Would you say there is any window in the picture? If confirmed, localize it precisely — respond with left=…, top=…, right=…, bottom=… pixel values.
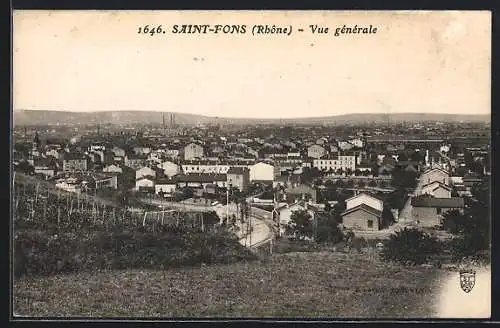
left=437, top=208, right=442, bottom=214
left=367, top=220, right=374, bottom=228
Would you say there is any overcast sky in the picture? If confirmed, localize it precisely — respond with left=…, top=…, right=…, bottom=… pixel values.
left=13, top=11, right=491, bottom=119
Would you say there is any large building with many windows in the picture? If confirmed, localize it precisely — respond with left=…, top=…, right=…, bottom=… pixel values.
left=312, top=154, right=356, bottom=172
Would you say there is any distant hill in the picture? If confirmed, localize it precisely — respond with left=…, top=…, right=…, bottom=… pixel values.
left=13, top=109, right=490, bottom=126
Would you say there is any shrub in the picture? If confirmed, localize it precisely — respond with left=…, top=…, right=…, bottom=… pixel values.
left=14, top=230, right=256, bottom=278
left=381, top=228, right=441, bottom=266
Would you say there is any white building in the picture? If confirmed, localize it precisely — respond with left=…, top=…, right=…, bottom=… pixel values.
left=345, top=193, right=383, bottom=212
left=135, top=166, right=157, bottom=180
left=249, top=162, right=275, bottom=182
left=155, top=179, right=177, bottom=196
left=312, top=154, right=356, bottom=172
left=184, top=143, right=204, bottom=161
left=307, top=145, right=326, bottom=159
left=103, top=164, right=123, bottom=174
left=157, top=161, right=180, bottom=178
left=135, top=177, right=155, bottom=190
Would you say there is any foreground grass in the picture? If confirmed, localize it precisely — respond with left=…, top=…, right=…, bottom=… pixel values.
left=14, top=252, right=444, bottom=318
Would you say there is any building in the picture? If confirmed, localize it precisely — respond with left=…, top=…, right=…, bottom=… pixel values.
left=277, top=202, right=315, bottom=237
left=419, top=181, right=452, bottom=198
left=174, top=173, right=228, bottom=189
left=227, top=167, right=250, bottom=192
left=157, top=161, right=180, bottom=178
left=312, top=154, right=356, bottom=172
left=411, top=196, right=465, bottom=227
left=249, top=162, right=274, bottom=183
left=420, top=167, right=450, bottom=186
left=112, top=146, right=126, bottom=157
left=135, top=176, right=155, bottom=191
left=124, top=154, right=148, bottom=170
left=341, top=193, right=384, bottom=231
left=284, top=184, right=318, bottom=203
left=341, top=204, right=383, bottom=231
left=184, top=143, right=204, bottom=161
left=62, top=153, right=90, bottom=171
left=102, top=164, right=123, bottom=174
left=33, top=158, right=57, bottom=179
left=307, top=145, right=326, bottom=159
left=135, top=166, right=157, bottom=180
left=154, top=178, right=177, bottom=196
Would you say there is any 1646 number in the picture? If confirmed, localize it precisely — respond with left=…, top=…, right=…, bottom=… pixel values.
left=137, top=25, right=165, bottom=36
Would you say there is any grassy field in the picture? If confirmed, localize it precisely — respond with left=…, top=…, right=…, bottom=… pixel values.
left=14, top=251, right=446, bottom=318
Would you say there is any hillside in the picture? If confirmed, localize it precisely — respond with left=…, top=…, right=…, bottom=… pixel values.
left=13, top=109, right=490, bottom=126
left=14, top=251, right=444, bottom=318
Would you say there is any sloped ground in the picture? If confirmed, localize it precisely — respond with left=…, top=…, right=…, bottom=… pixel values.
left=14, top=252, right=444, bottom=318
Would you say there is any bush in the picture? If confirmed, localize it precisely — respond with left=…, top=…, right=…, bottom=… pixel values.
left=14, top=229, right=256, bottom=278
left=381, top=228, right=441, bottom=266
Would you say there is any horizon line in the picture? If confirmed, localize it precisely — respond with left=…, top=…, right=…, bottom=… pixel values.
left=14, top=109, right=491, bottom=121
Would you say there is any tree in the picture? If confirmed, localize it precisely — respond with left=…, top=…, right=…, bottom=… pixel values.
left=357, top=180, right=366, bottom=188
left=380, top=205, right=395, bottom=229
left=381, top=228, right=441, bottom=265
left=442, top=209, right=468, bottom=234
left=285, top=209, right=313, bottom=241
left=323, top=202, right=332, bottom=212
left=316, top=213, right=343, bottom=244
left=345, top=179, right=354, bottom=188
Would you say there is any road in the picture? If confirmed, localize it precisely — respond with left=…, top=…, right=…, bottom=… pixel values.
left=139, top=196, right=274, bottom=249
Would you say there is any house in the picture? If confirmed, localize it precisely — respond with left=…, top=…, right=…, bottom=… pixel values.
left=136, top=166, right=157, bottom=180
left=285, top=184, right=318, bottom=203
left=341, top=193, right=384, bottom=231
left=92, top=150, right=114, bottom=165
left=338, top=141, right=354, bottom=151
left=378, top=163, right=395, bottom=175
left=154, top=178, right=177, bottom=196
left=307, top=145, right=326, bottom=159
left=345, top=192, right=384, bottom=213
left=157, top=161, right=180, bottom=178
left=249, top=162, right=274, bottom=183
left=411, top=196, right=465, bottom=227
left=112, top=146, right=126, bottom=157
left=419, top=181, right=452, bottom=198
left=227, top=167, right=250, bottom=192
left=174, top=173, right=228, bottom=189
left=312, top=154, right=356, bottom=172
left=277, top=202, right=315, bottom=237
left=124, top=154, right=148, bottom=170
left=184, top=143, right=204, bottom=161
left=420, top=167, right=450, bottom=186
left=349, top=138, right=364, bottom=148
left=341, top=204, right=382, bottom=231
left=102, top=164, right=123, bottom=174
left=133, top=146, right=152, bottom=155
left=33, top=158, right=57, bottom=179
left=135, top=175, right=155, bottom=191
left=62, top=153, right=90, bottom=171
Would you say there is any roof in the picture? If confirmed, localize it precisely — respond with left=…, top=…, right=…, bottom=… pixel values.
left=175, top=173, right=227, bottom=183
left=227, top=167, right=249, bottom=174
left=156, top=178, right=176, bottom=185
left=411, top=196, right=465, bottom=208
left=63, top=152, right=87, bottom=160
left=421, top=181, right=452, bottom=190
left=345, top=192, right=384, bottom=203
left=341, top=203, right=382, bottom=218
left=421, top=167, right=449, bottom=176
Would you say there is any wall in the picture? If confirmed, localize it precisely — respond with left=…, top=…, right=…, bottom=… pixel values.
left=411, top=206, right=439, bottom=227
left=250, top=163, right=274, bottom=182
left=342, top=209, right=380, bottom=231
